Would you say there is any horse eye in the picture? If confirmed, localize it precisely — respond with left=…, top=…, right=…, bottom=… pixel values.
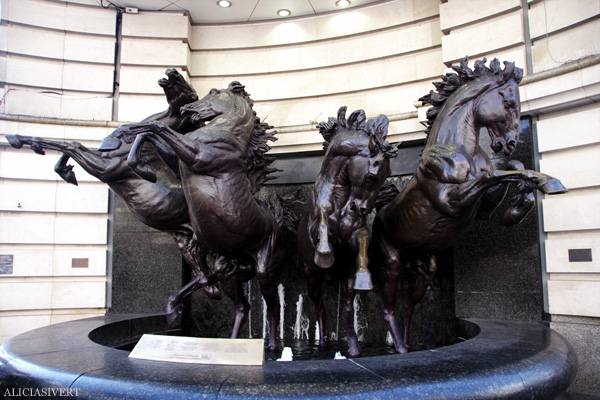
left=209, top=89, right=219, bottom=95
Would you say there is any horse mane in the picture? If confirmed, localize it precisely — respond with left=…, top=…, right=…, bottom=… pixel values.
left=419, top=57, right=523, bottom=136
left=317, top=106, right=397, bottom=158
left=227, top=81, right=279, bottom=194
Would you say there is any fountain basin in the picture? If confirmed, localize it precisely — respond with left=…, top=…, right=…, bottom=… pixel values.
left=0, top=314, right=576, bottom=399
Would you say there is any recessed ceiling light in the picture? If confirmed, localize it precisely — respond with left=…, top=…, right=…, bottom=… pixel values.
left=277, top=9, right=291, bottom=17
left=217, top=0, right=231, bottom=8
left=336, top=0, right=351, bottom=7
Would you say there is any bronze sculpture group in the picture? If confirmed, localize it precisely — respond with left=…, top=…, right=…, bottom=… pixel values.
left=5, top=57, right=567, bottom=357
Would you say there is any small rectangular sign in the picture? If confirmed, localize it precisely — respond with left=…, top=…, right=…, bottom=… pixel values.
left=129, top=334, right=264, bottom=366
left=568, top=248, right=593, bottom=262
left=0, top=255, right=13, bottom=275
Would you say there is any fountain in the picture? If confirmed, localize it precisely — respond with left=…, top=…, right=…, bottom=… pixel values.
left=0, top=59, right=577, bottom=399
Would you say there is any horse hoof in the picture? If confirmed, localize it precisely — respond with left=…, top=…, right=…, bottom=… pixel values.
left=57, top=166, right=78, bottom=186
left=5, top=135, right=24, bottom=149
left=347, top=349, right=361, bottom=358
left=314, top=251, right=334, bottom=269
left=539, top=178, right=567, bottom=195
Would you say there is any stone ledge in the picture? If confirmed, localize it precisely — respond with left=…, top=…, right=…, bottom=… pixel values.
left=0, top=314, right=576, bottom=399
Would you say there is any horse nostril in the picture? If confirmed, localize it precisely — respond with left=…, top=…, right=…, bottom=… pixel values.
left=507, top=140, right=516, bottom=151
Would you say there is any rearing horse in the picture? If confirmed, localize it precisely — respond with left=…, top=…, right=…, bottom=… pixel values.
left=297, top=106, right=397, bottom=357
left=125, top=82, right=285, bottom=350
left=373, top=58, right=567, bottom=354
left=5, top=69, right=220, bottom=303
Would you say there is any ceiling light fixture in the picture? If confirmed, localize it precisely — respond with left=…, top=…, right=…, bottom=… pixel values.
left=277, top=9, right=291, bottom=17
left=336, top=0, right=351, bottom=7
left=217, top=0, right=231, bottom=8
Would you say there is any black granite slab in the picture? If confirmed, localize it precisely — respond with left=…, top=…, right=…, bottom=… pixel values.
left=0, top=314, right=576, bottom=400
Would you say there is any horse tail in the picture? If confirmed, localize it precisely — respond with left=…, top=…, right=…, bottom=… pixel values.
left=375, top=181, right=400, bottom=211
left=260, top=189, right=303, bottom=233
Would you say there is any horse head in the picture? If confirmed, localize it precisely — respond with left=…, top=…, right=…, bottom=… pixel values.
left=474, top=75, right=521, bottom=156
left=159, top=69, right=198, bottom=114
left=420, top=57, right=523, bottom=156
left=180, top=81, right=255, bottom=140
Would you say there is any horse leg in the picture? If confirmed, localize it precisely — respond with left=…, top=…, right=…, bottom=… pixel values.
left=6, top=134, right=127, bottom=183
left=255, top=234, right=283, bottom=351
left=401, top=254, right=437, bottom=347
left=378, top=238, right=408, bottom=354
left=342, top=274, right=361, bottom=358
left=300, top=261, right=327, bottom=350
left=352, top=228, right=373, bottom=290
left=214, top=255, right=250, bottom=339
left=170, top=230, right=220, bottom=301
left=54, top=154, right=78, bottom=186
left=314, top=210, right=334, bottom=269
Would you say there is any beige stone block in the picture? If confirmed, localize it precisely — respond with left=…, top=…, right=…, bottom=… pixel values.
left=536, top=103, right=600, bottom=152
left=122, top=12, right=189, bottom=39
left=539, top=144, right=600, bottom=189
left=63, top=125, right=112, bottom=142
left=5, top=55, right=64, bottom=89
left=53, top=215, right=107, bottom=245
left=1, top=87, right=62, bottom=118
left=4, top=24, right=65, bottom=59
left=531, top=20, right=600, bottom=73
left=15, top=122, right=65, bottom=140
left=58, top=94, right=113, bottom=121
left=440, top=0, right=521, bottom=33
left=0, top=212, right=56, bottom=244
left=521, top=63, right=599, bottom=101
left=0, top=281, right=52, bottom=310
left=55, top=182, right=108, bottom=214
left=63, top=33, right=115, bottom=64
left=0, top=314, right=52, bottom=344
left=0, top=244, right=54, bottom=276
left=0, top=151, right=62, bottom=181
left=529, top=0, right=600, bottom=39
left=6, top=0, right=66, bottom=31
left=52, top=247, right=107, bottom=276
left=51, top=280, right=106, bottom=309
left=548, top=280, right=600, bottom=317
left=121, top=38, right=188, bottom=67
left=0, top=180, right=58, bottom=212
left=441, top=11, right=524, bottom=65
left=542, top=192, right=600, bottom=232
left=546, top=233, right=600, bottom=273
left=64, top=4, right=116, bottom=35
left=118, top=95, right=169, bottom=123
left=62, top=63, right=114, bottom=93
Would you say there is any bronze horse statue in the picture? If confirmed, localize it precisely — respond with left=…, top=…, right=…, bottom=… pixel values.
left=124, top=82, right=288, bottom=351
left=373, top=58, right=567, bottom=354
left=5, top=69, right=220, bottom=302
left=297, top=107, right=397, bottom=357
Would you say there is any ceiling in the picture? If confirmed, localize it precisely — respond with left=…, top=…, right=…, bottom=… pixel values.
left=102, top=0, right=388, bottom=24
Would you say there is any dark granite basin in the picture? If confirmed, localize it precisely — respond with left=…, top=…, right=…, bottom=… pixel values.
left=0, top=314, right=576, bottom=399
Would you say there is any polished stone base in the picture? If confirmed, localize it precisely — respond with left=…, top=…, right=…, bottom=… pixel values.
left=0, top=314, right=576, bottom=399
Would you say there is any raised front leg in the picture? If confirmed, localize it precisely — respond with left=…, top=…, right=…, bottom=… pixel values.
left=54, top=154, right=78, bottom=186
left=352, top=228, right=373, bottom=290
left=6, top=135, right=128, bottom=183
left=314, top=209, right=334, bottom=268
